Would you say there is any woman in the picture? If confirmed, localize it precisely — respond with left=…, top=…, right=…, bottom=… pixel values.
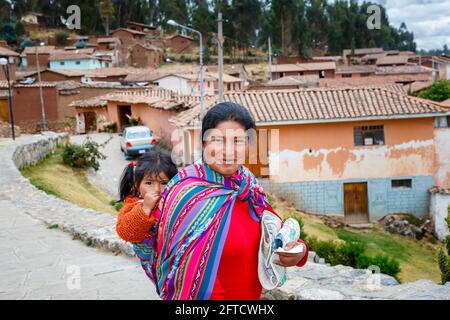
left=131, top=102, right=309, bottom=300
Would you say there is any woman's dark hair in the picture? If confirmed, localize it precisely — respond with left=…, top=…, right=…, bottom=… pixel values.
left=201, top=102, right=256, bottom=141
left=118, top=146, right=178, bottom=201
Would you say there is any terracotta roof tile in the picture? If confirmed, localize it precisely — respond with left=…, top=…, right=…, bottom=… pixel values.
left=169, top=87, right=449, bottom=127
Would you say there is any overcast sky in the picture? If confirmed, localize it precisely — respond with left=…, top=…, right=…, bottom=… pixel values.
left=354, top=0, right=450, bottom=50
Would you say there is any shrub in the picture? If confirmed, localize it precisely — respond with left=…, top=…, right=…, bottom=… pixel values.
left=105, top=122, right=117, bottom=133
left=357, top=254, right=401, bottom=282
left=436, top=211, right=450, bottom=284
left=54, top=31, right=69, bottom=46
left=307, top=235, right=401, bottom=280
left=62, top=137, right=106, bottom=171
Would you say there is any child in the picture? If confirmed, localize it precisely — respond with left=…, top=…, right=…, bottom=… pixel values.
left=115, top=147, right=178, bottom=243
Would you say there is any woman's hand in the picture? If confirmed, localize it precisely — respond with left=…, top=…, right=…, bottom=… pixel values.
left=273, top=241, right=306, bottom=267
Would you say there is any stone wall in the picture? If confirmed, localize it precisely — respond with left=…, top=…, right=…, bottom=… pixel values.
left=12, top=131, right=68, bottom=169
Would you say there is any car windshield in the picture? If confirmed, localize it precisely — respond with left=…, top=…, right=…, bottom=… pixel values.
left=127, top=131, right=150, bottom=139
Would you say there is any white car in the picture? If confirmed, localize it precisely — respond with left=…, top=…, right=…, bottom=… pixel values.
left=119, top=126, right=157, bottom=159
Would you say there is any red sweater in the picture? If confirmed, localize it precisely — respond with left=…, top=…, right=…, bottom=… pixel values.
left=116, top=196, right=309, bottom=300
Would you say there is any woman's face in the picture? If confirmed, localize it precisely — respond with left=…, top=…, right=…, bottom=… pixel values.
left=203, top=120, right=248, bottom=177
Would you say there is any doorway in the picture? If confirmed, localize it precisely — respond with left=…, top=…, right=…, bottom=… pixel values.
left=118, top=105, right=132, bottom=131
left=344, top=182, right=369, bottom=224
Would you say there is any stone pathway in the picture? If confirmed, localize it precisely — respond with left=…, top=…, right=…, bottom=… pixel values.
left=0, top=199, right=158, bottom=300
left=0, top=133, right=158, bottom=299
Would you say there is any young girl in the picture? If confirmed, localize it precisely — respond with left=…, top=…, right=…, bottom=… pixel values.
left=115, top=147, right=178, bottom=243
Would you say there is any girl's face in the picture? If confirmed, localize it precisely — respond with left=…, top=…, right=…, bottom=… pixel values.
left=138, top=172, right=169, bottom=198
left=203, top=120, right=248, bottom=177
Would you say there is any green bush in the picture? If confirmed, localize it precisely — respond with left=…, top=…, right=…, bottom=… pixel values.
left=62, top=137, right=106, bottom=171
left=436, top=211, right=450, bottom=284
left=54, top=31, right=69, bottom=46
left=307, top=235, right=401, bottom=280
left=357, top=254, right=401, bottom=282
left=105, top=122, right=117, bottom=133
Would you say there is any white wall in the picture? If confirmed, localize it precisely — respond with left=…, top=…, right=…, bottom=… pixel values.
left=434, top=128, right=450, bottom=188
left=430, top=192, right=450, bottom=241
left=156, top=76, right=189, bottom=94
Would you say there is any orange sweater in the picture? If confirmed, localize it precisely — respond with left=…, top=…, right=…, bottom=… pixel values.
left=116, top=196, right=157, bottom=243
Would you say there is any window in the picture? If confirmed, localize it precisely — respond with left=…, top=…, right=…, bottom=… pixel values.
left=354, top=125, right=385, bottom=146
left=60, top=61, right=65, bottom=65
left=319, top=70, right=325, bottom=78
left=76, top=60, right=80, bottom=65
left=392, top=179, right=412, bottom=189
left=434, top=116, right=450, bottom=128
left=342, top=74, right=352, bottom=78
left=361, top=73, right=370, bottom=77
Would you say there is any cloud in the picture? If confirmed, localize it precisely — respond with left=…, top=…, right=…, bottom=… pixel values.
left=363, top=0, right=450, bottom=50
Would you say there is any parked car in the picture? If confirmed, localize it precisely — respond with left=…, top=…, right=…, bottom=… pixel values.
left=119, top=126, right=157, bottom=159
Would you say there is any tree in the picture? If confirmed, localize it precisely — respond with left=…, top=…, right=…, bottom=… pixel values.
left=418, top=80, right=450, bottom=102
left=0, top=21, right=18, bottom=44
left=15, top=20, right=25, bottom=36
left=54, top=31, right=69, bottom=46
left=98, top=0, right=115, bottom=36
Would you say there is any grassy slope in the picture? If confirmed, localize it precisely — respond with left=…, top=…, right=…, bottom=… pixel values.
left=274, top=198, right=441, bottom=283
left=21, top=147, right=116, bottom=215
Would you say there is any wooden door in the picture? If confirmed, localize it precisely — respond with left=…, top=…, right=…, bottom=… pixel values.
left=344, top=182, right=369, bottom=224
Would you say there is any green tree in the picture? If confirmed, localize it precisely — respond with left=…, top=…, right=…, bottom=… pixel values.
left=0, top=21, right=18, bottom=44
left=98, top=0, right=115, bottom=36
left=418, top=80, right=450, bottom=102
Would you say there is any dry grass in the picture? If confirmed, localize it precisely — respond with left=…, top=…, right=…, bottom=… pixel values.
left=21, top=147, right=116, bottom=215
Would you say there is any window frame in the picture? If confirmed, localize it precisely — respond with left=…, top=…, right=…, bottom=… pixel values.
left=354, top=125, right=385, bottom=146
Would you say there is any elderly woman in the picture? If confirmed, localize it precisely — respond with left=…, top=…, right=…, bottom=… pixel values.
left=118, top=102, right=309, bottom=300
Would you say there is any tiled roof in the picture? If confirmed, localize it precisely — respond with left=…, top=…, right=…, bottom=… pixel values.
left=336, top=65, right=377, bottom=74
left=404, top=81, right=433, bottom=93
left=169, top=87, right=449, bottom=127
left=343, top=48, right=384, bottom=56
left=320, top=76, right=429, bottom=88
left=49, top=53, right=97, bottom=61
left=376, top=55, right=411, bottom=65
left=272, top=62, right=336, bottom=73
left=97, top=37, right=120, bottom=44
left=70, top=88, right=202, bottom=110
left=111, top=28, right=146, bottom=36
left=375, top=65, right=434, bottom=75
left=23, top=45, right=55, bottom=55
left=441, top=98, right=450, bottom=107
left=0, top=47, right=19, bottom=57
left=266, top=75, right=319, bottom=86
left=361, top=53, right=386, bottom=61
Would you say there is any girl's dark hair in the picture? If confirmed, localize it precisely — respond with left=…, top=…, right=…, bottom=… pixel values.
left=118, top=146, right=178, bottom=201
left=201, top=102, right=256, bottom=141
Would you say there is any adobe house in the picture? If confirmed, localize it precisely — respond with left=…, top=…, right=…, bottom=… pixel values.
left=70, top=88, right=197, bottom=145
left=335, top=65, right=377, bottom=78
left=152, top=72, right=242, bottom=95
left=170, top=88, right=450, bottom=223
left=20, top=46, right=55, bottom=69
left=270, top=62, right=336, bottom=80
left=126, top=21, right=159, bottom=36
left=126, top=43, right=163, bottom=68
left=0, top=46, right=19, bottom=81
left=166, top=34, right=196, bottom=53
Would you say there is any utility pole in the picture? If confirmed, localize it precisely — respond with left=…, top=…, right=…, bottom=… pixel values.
left=35, top=43, right=47, bottom=131
left=217, top=11, right=224, bottom=102
left=268, top=37, right=272, bottom=81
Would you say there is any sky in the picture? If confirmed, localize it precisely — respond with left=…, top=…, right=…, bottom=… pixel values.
left=353, top=0, right=450, bottom=50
